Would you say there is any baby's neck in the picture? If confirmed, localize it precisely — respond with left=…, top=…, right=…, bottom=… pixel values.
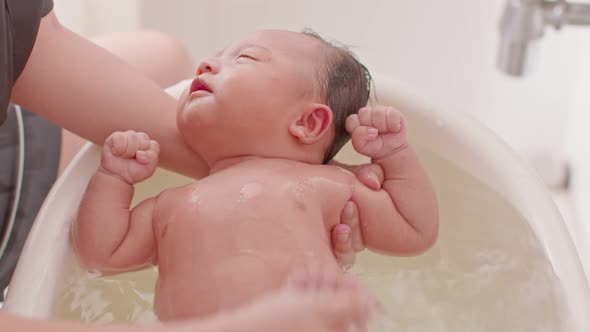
left=207, top=149, right=325, bottom=175
left=208, top=155, right=263, bottom=175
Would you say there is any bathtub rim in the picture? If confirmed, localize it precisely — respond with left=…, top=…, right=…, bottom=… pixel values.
left=3, top=76, right=589, bottom=330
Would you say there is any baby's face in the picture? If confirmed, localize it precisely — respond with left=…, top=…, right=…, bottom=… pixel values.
left=177, top=30, right=324, bottom=163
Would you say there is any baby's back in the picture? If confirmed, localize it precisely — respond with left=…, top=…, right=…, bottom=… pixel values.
left=152, top=159, right=355, bottom=321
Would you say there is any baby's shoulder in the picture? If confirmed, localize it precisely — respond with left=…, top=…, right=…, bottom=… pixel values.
left=153, top=182, right=198, bottom=207
left=292, top=164, right=357, bottom=193
left=307, top=163, right=356, bottom=182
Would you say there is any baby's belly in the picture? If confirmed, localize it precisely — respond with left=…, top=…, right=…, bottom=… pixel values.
left=153, top=214, right=341, bottom=321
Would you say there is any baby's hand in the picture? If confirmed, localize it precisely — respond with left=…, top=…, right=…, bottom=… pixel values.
left=100, top=131, right=160, bottom=184
left=345, top=106, right=408, bottom=160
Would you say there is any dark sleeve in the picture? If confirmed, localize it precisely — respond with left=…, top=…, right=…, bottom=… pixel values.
left=0, top=0, right=54, bottom=125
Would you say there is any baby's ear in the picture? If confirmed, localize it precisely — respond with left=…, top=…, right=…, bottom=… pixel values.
left=288, top=104, right=333, bottom=144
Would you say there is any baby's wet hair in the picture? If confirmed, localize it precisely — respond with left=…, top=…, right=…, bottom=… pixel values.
left=301, top=29, right=372, bottom=163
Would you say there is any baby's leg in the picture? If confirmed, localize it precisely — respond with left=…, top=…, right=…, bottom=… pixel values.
left=58, top=30, right=195, bottom=175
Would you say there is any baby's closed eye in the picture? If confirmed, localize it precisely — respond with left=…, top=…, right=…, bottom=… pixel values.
left=237, top=53, right=257, bottom=61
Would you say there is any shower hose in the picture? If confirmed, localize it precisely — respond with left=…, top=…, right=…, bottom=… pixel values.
left=0, top=105, right=25, bottom=261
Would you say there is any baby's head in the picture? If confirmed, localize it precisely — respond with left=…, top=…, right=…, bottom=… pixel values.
left=177, top=29, right=370, bottom=167
left=302, top=30, right=371, bottom=162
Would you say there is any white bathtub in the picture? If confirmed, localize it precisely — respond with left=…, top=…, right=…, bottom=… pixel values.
left=3, top=76, right=590, bottom=331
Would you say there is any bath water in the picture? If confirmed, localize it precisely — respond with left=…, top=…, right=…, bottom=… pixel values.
left=51, top=147, right=567, bottom=331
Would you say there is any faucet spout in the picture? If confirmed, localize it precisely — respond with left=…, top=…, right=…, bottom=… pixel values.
left=498, top=0, right=545, bottom=76
left=498, top=0, right=590, bottom=77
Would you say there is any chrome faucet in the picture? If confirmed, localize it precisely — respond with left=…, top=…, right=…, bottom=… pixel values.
left=498, top=0, right=590, bottom=76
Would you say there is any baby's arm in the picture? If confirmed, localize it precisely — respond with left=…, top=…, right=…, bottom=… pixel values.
left=346, top=106, right=439, bottom=255
left=72, top=131, right=160, bottom=273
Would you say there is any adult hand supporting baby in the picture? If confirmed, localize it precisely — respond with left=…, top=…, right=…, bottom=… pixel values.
left=337, top=162, right=385, bottom=191
left=330, top=161, right=385, bottom=268
left=215, top=270, right=377, bottom=332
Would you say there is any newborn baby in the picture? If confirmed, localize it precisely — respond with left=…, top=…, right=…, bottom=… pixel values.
left=73, top=29, right=439, bottom=321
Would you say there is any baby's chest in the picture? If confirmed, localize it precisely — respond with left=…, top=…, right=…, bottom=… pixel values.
left=154, top=172, right=352, bottom=236
left=191, top=173, right=346, bottom=211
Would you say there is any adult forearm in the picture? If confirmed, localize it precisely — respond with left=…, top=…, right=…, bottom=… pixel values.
left=11, top=12, right=207, bottom=178
left=2, top=313, right=137, bottom=332
left=1, top=312, right=221, bottom=332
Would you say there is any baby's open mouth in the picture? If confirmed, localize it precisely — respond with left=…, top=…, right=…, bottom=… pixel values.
left=190, top=77, right=212, bottom=94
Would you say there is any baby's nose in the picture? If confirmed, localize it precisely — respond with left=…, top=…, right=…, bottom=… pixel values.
left=197, top=58, right=218, bottom=75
